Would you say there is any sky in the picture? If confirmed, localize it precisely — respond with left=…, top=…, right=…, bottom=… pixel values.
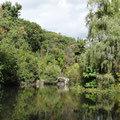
left=0, top=0, right=88, bottom=39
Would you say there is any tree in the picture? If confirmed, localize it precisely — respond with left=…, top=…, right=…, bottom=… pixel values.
left=18, top=19, right=44, bottom=52
left=1, top=1, right=22, bottom=20
left=85, top=0, right=120, bottom=74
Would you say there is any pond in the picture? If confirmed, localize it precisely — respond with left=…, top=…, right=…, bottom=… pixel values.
left=0, top=86, right=120, bottom=120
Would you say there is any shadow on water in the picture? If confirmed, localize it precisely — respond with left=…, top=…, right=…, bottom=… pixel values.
left=0, top=86, right=120, bottom=120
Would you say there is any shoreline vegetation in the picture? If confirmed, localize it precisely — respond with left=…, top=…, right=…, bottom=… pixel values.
left=0, top=0, right=120, bottom=94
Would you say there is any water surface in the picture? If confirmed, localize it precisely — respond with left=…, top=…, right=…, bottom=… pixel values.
left=0, top=86, right=120, bottom=120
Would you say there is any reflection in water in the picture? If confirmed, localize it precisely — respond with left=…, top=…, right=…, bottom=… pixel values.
left=0, top=86, right=120, bottom=120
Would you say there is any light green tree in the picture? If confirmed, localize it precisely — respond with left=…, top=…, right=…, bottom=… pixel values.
left=85, top=0, right=120, bottom=74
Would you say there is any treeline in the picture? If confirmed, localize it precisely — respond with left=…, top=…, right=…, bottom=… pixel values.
left=0, top=0, right=120, bottom=89
left=0, top=1, right=85, bottom=86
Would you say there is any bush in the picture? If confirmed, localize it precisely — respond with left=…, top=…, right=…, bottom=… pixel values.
left=83, top=66, right=97, bottom=88
left=42, top=64, right=61, bottom=82
left=65, top=63, right=81, bottom=84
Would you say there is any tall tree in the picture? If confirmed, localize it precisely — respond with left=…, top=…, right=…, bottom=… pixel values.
left=1, top=1, right=22, bottom=20
left=85, top=0, right=120, bottom=74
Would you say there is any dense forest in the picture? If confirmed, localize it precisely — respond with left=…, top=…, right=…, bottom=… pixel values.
left=0, top=0, right=120, bottom=91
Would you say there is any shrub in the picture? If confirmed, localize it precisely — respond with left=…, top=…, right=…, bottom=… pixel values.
left=83, top=66, right=97, bottom=88
left=42, top=64, right=61, bottom=82
left=65, top=63, right=81, bottom=84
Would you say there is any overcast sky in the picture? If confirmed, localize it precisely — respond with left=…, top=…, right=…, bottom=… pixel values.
left=0, top=0, right=88, bottom=39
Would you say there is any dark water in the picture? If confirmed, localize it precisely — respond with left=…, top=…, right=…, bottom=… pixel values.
left=0, top=86, right=120, bottom=120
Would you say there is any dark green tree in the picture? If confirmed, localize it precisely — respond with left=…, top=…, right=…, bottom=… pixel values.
left=1, top=1, right=22, bottom=20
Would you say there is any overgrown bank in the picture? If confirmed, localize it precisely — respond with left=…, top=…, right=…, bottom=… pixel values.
left=0, top=1, right=120, bottom=92
left=0, top=1, right=85, bottom=86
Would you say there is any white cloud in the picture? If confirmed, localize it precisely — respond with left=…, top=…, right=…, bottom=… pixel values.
left=0, top=0, right=88, bottom=38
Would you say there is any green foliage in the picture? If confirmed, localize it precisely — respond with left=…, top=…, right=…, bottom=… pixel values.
left=116, top=72, right=120, bottom=91
left=0, top=1, right=85, bottom=86
left=18, top=19, right=44, bottom=52
left=85, top=93, right=96, bottom=102
left=1, top=1, right=22, bottom=20
left=53, top=49, right=65, bottom=67
left=1, top=0, right=119, bottom=89
left=83, top=66, right=97, bottom=88
left=97, top=73, right=115, bottom=89
left=116, top=72, right=120, bottom=82
left=86, top=0, right=120, bottom=74
left=73, top=0, right=120, bottom=90
left=65, top=63, right=81, bottom=84
left=82, top=104, right=96, bottom=111
left=42, top=64, right=61, bottom=82
left=74, top=38, right=86, bottom=56
left=83, top=66, right=96, bottom=78
left=85, top=79, right=97, bottom=88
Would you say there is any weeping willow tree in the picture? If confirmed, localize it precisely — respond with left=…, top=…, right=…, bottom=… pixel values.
left=85, top=0, right=120, bottom=74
